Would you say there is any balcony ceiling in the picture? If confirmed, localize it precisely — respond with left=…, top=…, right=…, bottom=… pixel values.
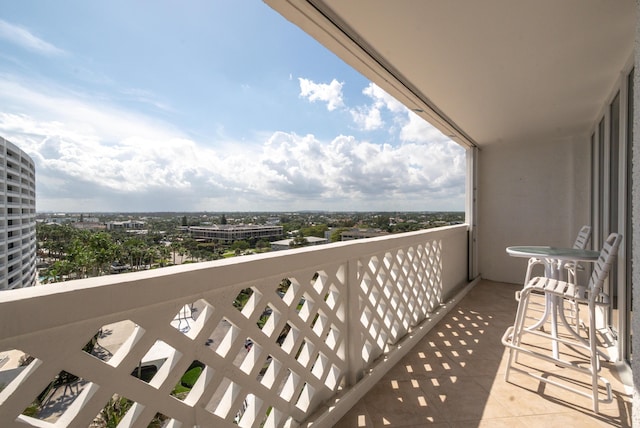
left=266, top=0, right=635, bottom=147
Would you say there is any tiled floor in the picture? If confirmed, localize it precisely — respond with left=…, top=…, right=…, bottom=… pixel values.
left=334, top=280, right=632, bottom=427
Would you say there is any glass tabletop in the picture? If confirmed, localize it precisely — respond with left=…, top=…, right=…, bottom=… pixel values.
left=506, top=246, right=600, bottom=261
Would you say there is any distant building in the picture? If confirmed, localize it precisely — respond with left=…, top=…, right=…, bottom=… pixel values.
left=73, top=222, right=107, bottom=231
left=106, top=220, right=145, bottom=230
left=340, top=229, right=389, bottom=241
left=270, top=236, right=328, bottom=251
left=189, top=225, right=283, bottom=243
left=266, top=216, right=281, bottom=225
left=42, top=216, right=76, bottom=224
left=0, top=136, right=37, bottom=290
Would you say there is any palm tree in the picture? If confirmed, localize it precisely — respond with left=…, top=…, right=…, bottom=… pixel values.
left=158, top=245, right=170, bottom=267
left=89, top=232, right=117, bottom=276
left=44, top=260, right=73, bottom=283
left=170, top=241, right=181, bottom=265
left=68, top=236, right=95, bottom=278
left=123, top=238, right=145, bottom=270
left=146, top=247, right=158, bottom=268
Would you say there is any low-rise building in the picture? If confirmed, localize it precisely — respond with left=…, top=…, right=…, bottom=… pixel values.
left=72, top=222, right=107, bottom=231
left=106, top=220, right=145, bottom=231
left=340, top=228, right=389, bottom=241
left=189, top=224, right=283, bottom=243
left=270, top=236, right=328, bottom=251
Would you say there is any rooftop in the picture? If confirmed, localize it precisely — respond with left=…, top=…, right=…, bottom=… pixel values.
left=189, top=224, right=283, bottom=230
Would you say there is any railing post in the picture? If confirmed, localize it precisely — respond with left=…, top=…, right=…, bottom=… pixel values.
left=466, top=145, right=479, bottom=281
left=346, top=257, right=363, bottom=387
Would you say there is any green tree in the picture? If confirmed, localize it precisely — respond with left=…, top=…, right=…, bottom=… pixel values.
left=145, top=247, right=158, bottom=268
left=122, top=238, right=147, bottom=270
left=43, top=259, right=74, bottom=283
left=170, top=241, right=185, bottom=264
left=300, top=224, right=328, bottom=238
left=89, top=232, right=117, bottom=276
left=289, top=235, right=308, bottom=248
left=255, top=239, right=270, bottom=250
left=182, top=237, right=199, bottom=261
left=37, top=223, right=77, bottom=261
left=330, top=227, right=349, bottom=243
left=157, top=245, right=170, bottom=267
left=65, top=232, right=96, bottom=278
left=195, top=242, right=221, bottom=260
left=230, top=240, right=250, bottom=251
left=372, top=215, right=391, bottom=231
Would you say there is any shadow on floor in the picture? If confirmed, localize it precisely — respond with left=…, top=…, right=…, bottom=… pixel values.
left=334, top=280, right=631, bottom=428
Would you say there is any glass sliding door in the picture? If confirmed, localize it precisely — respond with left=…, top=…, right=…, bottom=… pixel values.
left=609, top=91, right=620, bottom=335
left=597, top=118, right=606, bottom=250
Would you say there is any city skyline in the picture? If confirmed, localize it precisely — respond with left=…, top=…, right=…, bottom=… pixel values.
left=0, top=1, right=465, bottom=213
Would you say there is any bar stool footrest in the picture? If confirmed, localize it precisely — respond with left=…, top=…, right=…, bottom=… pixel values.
left=502, top=326, right=613, bottom=413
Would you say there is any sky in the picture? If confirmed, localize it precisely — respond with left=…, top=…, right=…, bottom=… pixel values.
left=0, top=0, right=466, bottom=213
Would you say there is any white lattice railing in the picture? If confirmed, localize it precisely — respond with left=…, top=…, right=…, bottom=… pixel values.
left=0, top=225, right=470, bottom=428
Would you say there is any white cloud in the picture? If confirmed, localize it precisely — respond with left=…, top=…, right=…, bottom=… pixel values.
left=350, top=83, right=406, bottom=131
left=0, top=19, right=65, bottom=56
left=3, top=113, right=205, bottom=192
left=0, top=75, right=465, bottom=212
left=400, top=111, right=451, bottom=144
left=298, top=78, right=344, bottom=111
left=362, top=83, right=405, bottom=113
left=0, top=78, right=181, bottom=143
left=350, top=83, right=452, bottom=147
left=2, top=115, right=465, bottom=212
left=350, top=105, right=383, bottom=131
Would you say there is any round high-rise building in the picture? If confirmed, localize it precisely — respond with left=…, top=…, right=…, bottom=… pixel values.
left=0, top=137, right=36, bottom=290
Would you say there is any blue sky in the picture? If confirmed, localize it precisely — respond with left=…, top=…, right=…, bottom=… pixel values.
left=0, top=1, right=465, bottom=213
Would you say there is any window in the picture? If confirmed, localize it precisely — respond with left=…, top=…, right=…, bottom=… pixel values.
left=609, top=91, right=620, bottom=333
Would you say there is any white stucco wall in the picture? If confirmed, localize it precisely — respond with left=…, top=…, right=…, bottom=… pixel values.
left=477, top=136, right=591, bottom=284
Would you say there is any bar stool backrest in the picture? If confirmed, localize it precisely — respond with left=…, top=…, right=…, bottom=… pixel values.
left=588, top=233, right=622, bottom=296
left=573, top=225, right=592, bottom=250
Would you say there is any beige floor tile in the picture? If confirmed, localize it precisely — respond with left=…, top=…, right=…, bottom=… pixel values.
left=475, top=372, right=581, bottom=416
left=332, top=402, right=373, bottom=428
left=517, top=411, right=630, bottom=428
left=449, top=417, right=529, bottom=428
left=439, top=343, right=505, bottom=377
left=360, top=379, right=448, bottom=427
left=333, top=280, right=632, bottom=428
left=418, top=375, right=516, bottom=422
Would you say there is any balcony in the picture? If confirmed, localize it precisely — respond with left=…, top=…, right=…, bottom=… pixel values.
left=0, top=224, right=630, bottom=427
left=0, top=225, right=471, bottom=427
